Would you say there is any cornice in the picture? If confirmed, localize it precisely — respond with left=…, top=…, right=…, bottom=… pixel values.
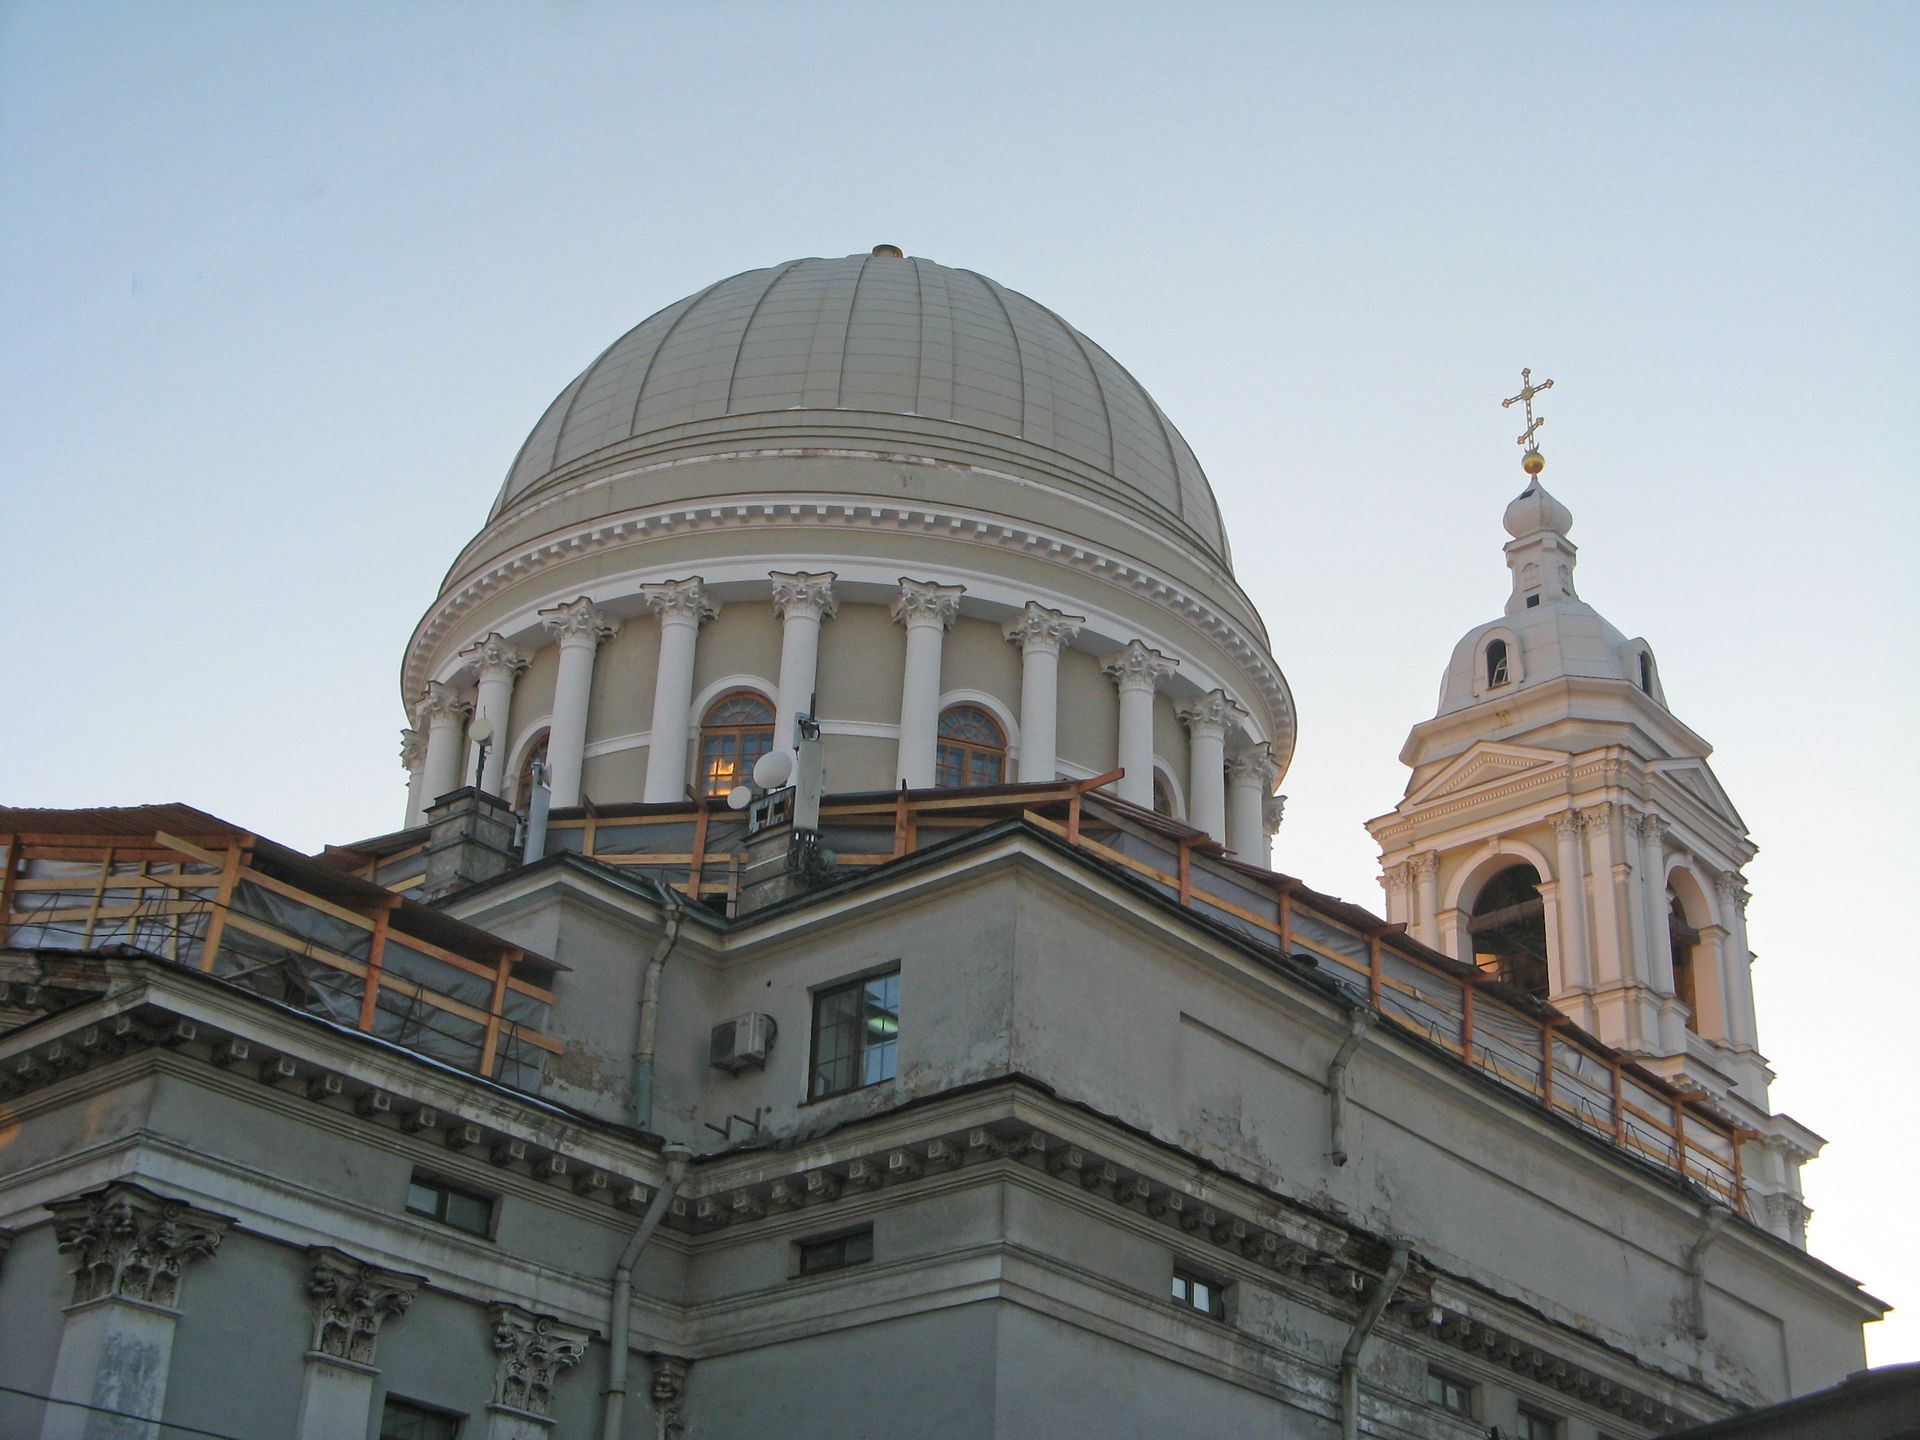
left=403, top=491, right=1295, bottom=772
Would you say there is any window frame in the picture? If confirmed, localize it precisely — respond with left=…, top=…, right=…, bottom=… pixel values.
left=1170, top=1263, right=1228, bottom=1321
left=806, top=966, right=902, bottom=1101
left=1517, top=1405, right=1562, bottom=1440
left=1424, top=1366, right=1476, bottom=1418
left=935, top=703, right=1007, bottom=789
left=794, top=1224, right=875, bottom=1277
left=404, top=1170, right=496, bottom=1239
left=697, top=689, right=776, bottom=798
left=379, top=1395, right=464, bottom=1440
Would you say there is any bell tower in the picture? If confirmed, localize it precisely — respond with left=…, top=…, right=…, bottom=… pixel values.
left=1365, top=373, right=1821, bottom=1245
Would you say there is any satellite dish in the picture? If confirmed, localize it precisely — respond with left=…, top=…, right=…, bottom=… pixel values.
left=725, top=785, right=752, bottom=811
left=468, top=717, right=495, bottom=745
left=752, top=749, right=795, bottom=790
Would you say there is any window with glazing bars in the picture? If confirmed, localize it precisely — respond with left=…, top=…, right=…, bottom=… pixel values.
left=699, top=691, right=775, bottom=797
left=935, top=705, right=1005, bottom=787
left=809, top=970, right=900, bottom=1098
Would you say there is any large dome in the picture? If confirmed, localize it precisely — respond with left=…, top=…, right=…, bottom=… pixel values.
left=491, top=249, right=1231, bottom=569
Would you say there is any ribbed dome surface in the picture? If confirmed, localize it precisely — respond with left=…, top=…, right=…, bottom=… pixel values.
left=493, top=252, right=1231, bottom=566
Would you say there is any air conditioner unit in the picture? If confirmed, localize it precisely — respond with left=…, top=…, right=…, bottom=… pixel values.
left=709, top=1013, right=776, bottom=1073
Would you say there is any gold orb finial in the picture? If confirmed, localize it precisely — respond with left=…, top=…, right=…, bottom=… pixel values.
left=1522, top=449, right=1546, bottom=476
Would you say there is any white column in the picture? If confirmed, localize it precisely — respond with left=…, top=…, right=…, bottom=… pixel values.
left=1642, top=816, right=1686, bottom=1052
left=1582, top=804, right=1625, bottom=986
left=1225, top=742, right=1279, bottom=863
left=297, top=1249, right=421, bottom=1440
left=462, top=633, right=529, bottom=797
left=641, top=577, right=720, bottom=803
left=770, top=570, right=837, bottom=751
left=40, top=1183, right=230, bottom=1440
left=892, top=578, right=964, bottom=788
left=1178, top=689, right=1244, bottom=844
left=1550, top=809, right=1591, bottom=991
left=1717, top=873, right=1760, bottom=1051
left=417, top=682, right=472, bottom=807
left=1412, top=851, right=1441, bottom=948
left=1003, top=602, right=1083, bottom=783
left=400, top=728, right=427, bottom=829
left=1101, top=641, right=1177, bottom=808
left=539, top=596, right=619, bottom=809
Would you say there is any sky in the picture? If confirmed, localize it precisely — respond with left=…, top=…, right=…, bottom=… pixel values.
left=3, top=0, right=1916, bottom=1368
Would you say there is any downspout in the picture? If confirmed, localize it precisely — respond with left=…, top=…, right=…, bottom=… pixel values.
left=1327, top=1008, right=1376, bottom=1166
left=1687, top=1204, right=1732, bottom=1341
left=602, top=1144, right=692, bottom=1440
left=1338, top=1239, right=1409, bottom=1440
left=632, top=893, right=687, bottom=1133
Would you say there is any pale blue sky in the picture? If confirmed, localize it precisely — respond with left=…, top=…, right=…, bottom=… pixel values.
left=4, top=0, right=1916, bottom=1363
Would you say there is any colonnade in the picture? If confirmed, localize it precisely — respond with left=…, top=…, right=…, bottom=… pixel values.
left=403, top=575, right=1283, bottom=860
left=1387, top=804, right=1760, bottom=1058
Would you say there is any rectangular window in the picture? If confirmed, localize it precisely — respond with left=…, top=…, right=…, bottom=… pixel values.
left=1171, top=1266, right=1226, bottom=1320
left=796, top=1226, right=874, bottom=1276
left=405, top=1171, right=495, bottom=1237
left=1518, top=1409, right=1560, bottom=1440
left=809, top=969, right=900, bottom=1099
left=380, top=1398, right=462, bottom=1440
left=1425, top=1368, right=1475, bottom=1417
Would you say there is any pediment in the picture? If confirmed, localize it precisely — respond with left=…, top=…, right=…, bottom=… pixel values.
left=1649, top=758, right=1747, bottom=833
left=1407, top=741, right=1567, bottom=806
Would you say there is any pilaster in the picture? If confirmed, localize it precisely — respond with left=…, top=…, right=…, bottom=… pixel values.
left=40, top=1182, right=232, bottom=1440
left=296, top=1248, right=423, bottom=1440
left=485, top=1303, right=591, bottom=1439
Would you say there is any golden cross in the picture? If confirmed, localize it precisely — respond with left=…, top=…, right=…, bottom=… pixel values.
left=1501, top=367, right=1554, bottom=453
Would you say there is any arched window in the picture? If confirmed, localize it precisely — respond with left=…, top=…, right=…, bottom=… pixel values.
left=514, top=730, right=550, bottom=809
left=698, top=691, right=775, bottom=797
left=1486, top=638, right=1511, bottom=689
left=1468, top=863, right=1549, bottom=999
left=1152, top=773, right=1176, bottom=818
left=935, top=705, right=1006, bottom=788
left=1669, top=892, right=1702, bottom=1033
left=1639, top=651, right=1655, bottom=696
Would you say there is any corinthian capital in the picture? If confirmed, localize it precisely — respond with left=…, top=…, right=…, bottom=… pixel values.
left=642, top=576, right=720, bottom=626
left=50, top=1181, right=232, bottom=1309
left=1412, top=850, right=1441, bottom=880
left=1225, top=742, right=1279, bottom=789
left=460, top=632, right=529, bottom=682
left=540, top=595, right=619, bottom=649
left=1642, top=813, right=1672, bottom=845
left=1715, top=871, right=1750, bottom=912
left=1550, top=809, right=1582, bottom=841
left=1382, top=863, right=1413, bottom=897
left=306, top=1248, right=421, bottom=1366
left=1003, top=601, right=1083, bottom=656
left=489, top=1303, right=590, bottom=1418
left=770, top=570, right=838, bottom=622
left=1178, top=688, right=1247, bottom=739
left=1102, top=640, right=1178, bottom=694
left=1578, top=802, right=1613, bottom=833
left=415, top=681, right=472, bottom=730
left=892, top=577, right=964, bottom=630
left=1262, top=794, right=1287, bottom=835
left=399, top=727, right=426, bottom=773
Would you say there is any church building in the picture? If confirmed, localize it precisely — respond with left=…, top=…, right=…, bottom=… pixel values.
left=0, top=249, right=1883, bottom=1439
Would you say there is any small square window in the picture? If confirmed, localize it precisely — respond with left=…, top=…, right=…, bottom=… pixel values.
left=809, top=969, right=900, bottom=1099
left=1426, top=1368, right=1475, bottom=1417
left=405, top=1171, right=495, bottom=1237
left=380, top=1397, right=462, bottom=1440
left=797, top=1226, right=874, bottom=1276
left=1518, top=1408, right=1561, bottom=1440
left=1171, top=1266, right=1226, bottom=1320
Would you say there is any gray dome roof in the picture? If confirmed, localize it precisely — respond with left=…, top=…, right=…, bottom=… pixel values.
left=492, top=251, right=1231, bottom=567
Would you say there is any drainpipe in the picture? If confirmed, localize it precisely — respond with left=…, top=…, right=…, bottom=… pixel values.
left=1326, top=1009, right=1376, bottom=1166
left=602, top=1144, right=692, bottom=1440
left=1338, top=1239, right=1409, bottom=1440
left=632, top=893, right=687, bottom=1133
left=1687, top=1204, right=1732, bottom=1341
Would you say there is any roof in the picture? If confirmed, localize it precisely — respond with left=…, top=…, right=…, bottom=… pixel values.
left=490, top=250, right=1231, bottom=568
